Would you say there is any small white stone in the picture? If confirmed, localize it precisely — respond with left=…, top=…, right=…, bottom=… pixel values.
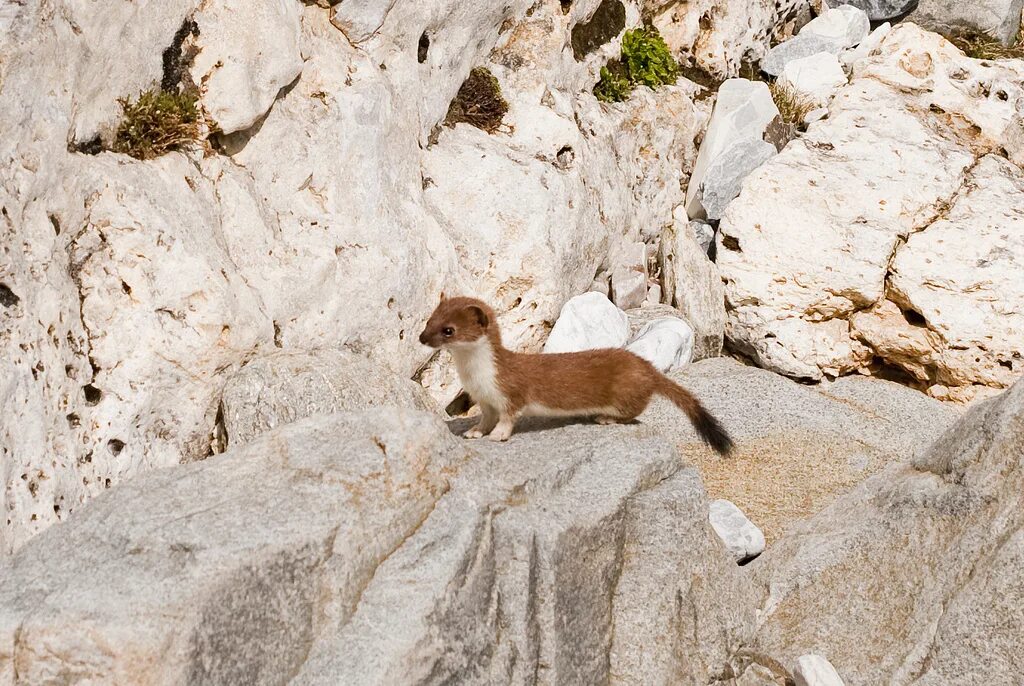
left=804, top=107, right=830, bottom=124
left=778, top=52, right=848, bottom=105
left=793, top=655, right=846, bottom=686
left=543, top=292, right=630, bottom=354
left=645, top=283, right=663, bottom=306
left=625, top=317, right=694, bottom=372
left=610, top=242, right=649, bottom=311
left=800, top=4, right=870, bottom=49
left=708, top=500, right=766, bottom=562
left=841, top=22, right=891, bottom=68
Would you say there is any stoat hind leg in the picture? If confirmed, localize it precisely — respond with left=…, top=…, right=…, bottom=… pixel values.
left=464, top=404, right=499, bottom=439
left=595, top=415, right=621, bottom=425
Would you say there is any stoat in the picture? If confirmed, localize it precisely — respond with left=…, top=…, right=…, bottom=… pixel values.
left=418, top=294, right=733, bottom=454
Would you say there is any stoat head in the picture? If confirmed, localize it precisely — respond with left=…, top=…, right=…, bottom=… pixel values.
left=419, top=294, right=494, bottom=349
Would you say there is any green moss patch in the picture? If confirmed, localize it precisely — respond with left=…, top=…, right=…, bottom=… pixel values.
left=113, top=89, right=202, bottom=160
left=444, top=67, right=509, bottom=133
left=594, top=26, right=679, bottom=103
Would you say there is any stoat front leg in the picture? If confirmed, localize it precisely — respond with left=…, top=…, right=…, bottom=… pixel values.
left=464, top=404, right=499, bottom=439
left=487, top=412, right=517, bottom=442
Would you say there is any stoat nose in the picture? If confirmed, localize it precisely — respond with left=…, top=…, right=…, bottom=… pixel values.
left=418, top=331, right=429, bottom=345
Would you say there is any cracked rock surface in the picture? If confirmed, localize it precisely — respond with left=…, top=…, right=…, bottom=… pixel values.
left=0, top=0, right=709, bottom=552
left=717, top=24, right=1024, bottom=399
left=752, top=374, right=1024, bottom=685
left=0, top=408, right=753, bottom=686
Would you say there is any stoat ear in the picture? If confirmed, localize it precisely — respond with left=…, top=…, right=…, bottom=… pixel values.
left=439, top=291, right=447, bottom=302
left=468, top=305, right=489, bottom=328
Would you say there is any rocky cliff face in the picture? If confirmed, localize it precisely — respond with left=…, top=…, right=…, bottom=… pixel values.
left=3, top=0, right=1024, bottom=682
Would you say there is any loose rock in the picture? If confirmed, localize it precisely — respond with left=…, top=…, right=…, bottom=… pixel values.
left=793, top=655, right=846, bottom=686
left=625, top=316, right=695, bottom=372
left=543, top=292, right=630, bottom=353
left=701, top=138, right=779, bottom=220
left=778, top=52, right=848, bottom=105
left=709, top=499, right=766, bottom=562
left=685, top=79, right=780, bottom=218
left=914, top=0, right=1024, bottom=45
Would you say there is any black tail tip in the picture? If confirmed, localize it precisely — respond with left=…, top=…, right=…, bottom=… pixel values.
left=695, top=408, right=733, bottom=456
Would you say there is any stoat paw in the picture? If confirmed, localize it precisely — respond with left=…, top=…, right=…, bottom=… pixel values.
left=463, top=427, right=485, bottom=439
left=595, top=416, right=620, bottom=425
left=487, top=427, right=513, bottom=442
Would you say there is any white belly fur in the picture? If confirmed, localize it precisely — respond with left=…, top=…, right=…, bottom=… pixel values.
left=451, top=339, right=507, bottom=410
left=521, top=403, right=621, bottom=418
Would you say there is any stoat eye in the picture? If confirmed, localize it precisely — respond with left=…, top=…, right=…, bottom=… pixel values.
left=442, top=327, right=454, bottom=337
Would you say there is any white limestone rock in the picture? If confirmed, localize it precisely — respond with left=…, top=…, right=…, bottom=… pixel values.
left=841, top=22, right=891, bottom=69
left=793, top=655, right=846, bottom=686
left=709, top=499, right=766, bottom=562
left=800, top=4, right=870, bottom=48
left=718, top=24, right=1024, bottom=393
left=659, top=218, right=726, bottom=360
left=543, top=292, right=630, bottom=353
left=778, top=52, right=848, bottom=105
left=762, top=4, right=868, bottom=75
left=853, top=155, right=1024, bottom=398
left=190, top=0, right=304, bottom=134
left=685, top=79, right=780, bottom=218
left=701, top=138, right=778, bottom=220
left=626, top=317, right=695, bottom=372
left=0, top=0, right=712, bottom=551
left=644, top=0, right=815, bottom=78
left=610, top=242, right=649, bottom=310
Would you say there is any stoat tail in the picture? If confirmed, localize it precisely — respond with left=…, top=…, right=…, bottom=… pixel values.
left=656, top=376, right=733, bottom=456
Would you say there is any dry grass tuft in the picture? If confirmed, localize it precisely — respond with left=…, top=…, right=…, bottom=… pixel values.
left=444, top=67, right=509, bottom=133
left=113, top=89, right=202, bottom=160
left=769, top=81, right=815, bottom=125
left=945, top=28, right=1024, bottom=60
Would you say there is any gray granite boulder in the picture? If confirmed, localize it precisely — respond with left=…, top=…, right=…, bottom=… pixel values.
left=753, top=378, right=1024, bottom=684
left=0, top=408, right=754, bottom=686
left=220, top=349, right=438, bottom=448
left=841, top=0, right=917, bottom=21
left=914, top=0, right=1024, bottom=45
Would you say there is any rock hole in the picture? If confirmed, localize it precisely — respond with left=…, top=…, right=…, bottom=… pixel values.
left=49, top=214, right=61, bottom=235
left=555, top=145, right=575, bottom=169
left=418, top=32, right=430, bottom=63
left=107, top=439, right=125, bottom=456
left=996, top=90, right=1009, bottom=101
left=273, top=321, right=283, bottom=348
left=121, top=280, right=132, bottom=296
left=387, top=297, right=395, bottom=309
left=66, top=413, right=80, bottom=428
left=560, top=0, right=571, bottom=13
left=512, top=297, right=523, bottom=308
left=399, top=330, right=405, bottom=340
left=570, top=0, right=626, bottom=61
left=998, top=359, right=1012, bottom=369
left=83, top=384, right=102, bottom=405
left=445, top=391, right=473, bottom=417
left=721, top=235, right=741, bottom=252
left=53, top=504, right=61, bottom=517
left=104, top=478, right=111, bottom=489
left=69, top=135, right=103, bottom=155
left=902, top=308, right=927, bottom=327
left=0, top=283, right=20, bottom=308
